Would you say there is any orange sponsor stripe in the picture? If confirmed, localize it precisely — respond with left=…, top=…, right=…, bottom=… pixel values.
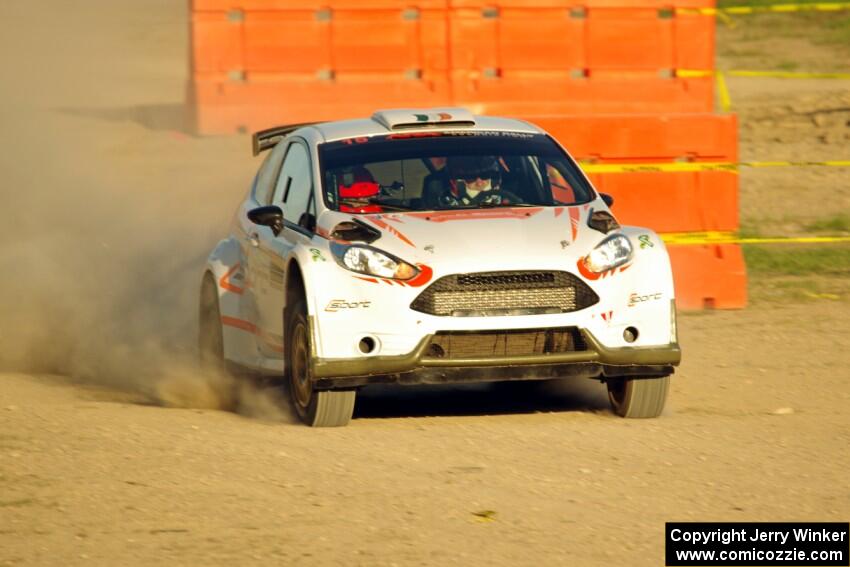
left=575, top=258, right=633, bottom=281
left=221, top=315, right=255, bottom=333
left=568, top=208, right=580, bottom=241
left=220, top=316, right=284, bottom=353
left=219, top=264, right=244, bottom=294
left=406, top=264, right=434, bottom=288
left=368, top=217, right=416, bottom=248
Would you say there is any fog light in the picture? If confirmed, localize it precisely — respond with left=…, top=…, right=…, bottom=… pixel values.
left=623, top=327, right=639, bottom=343
left=427, top=343, right=445, bottom=358
left=358, top=336, right=376, bottom=354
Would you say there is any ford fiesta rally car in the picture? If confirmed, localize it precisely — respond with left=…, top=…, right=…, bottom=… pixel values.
left=199, top=108, right=681, bottom=427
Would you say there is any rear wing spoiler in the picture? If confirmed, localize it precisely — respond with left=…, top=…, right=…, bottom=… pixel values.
left=252, top=123, right=317, bottom=156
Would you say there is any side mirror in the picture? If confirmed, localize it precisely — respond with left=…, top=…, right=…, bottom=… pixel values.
left=600, top=193, right=614, bottom=208
left=248, top=205, right=284, bottom=236
left=298, top=212, right=317, bottom=233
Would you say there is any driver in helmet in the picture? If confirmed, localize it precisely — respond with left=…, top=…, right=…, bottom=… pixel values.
left=436, top=155, right=512, bottom=208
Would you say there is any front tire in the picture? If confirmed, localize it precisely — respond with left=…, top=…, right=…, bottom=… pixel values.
left=606, top=375, right=670, bottom=418
left=286, top=299, right=355, bottom=427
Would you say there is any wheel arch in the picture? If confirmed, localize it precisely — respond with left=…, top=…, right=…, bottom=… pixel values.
left=202, top=236, right=257, bottom=367
left=286, top=257, right=307, bottom=304
left=284, top=257, right=308, bottom=346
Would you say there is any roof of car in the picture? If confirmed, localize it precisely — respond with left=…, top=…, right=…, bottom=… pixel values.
left=308, top=107, right=545, bottom=142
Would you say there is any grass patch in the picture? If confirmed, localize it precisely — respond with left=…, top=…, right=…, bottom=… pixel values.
left=748, top=273, right=849, bottom=303
left=743, top=243, right=850, bottom=275
left=719, top=47, right=766, bottom=57
left=804, top=214, right=850, bottom=234
left=775, top=60, right=799, bottom=71
left=0, top=499, right=34, bottom=508
left=817, top=14, right=850, bottom=47
left=739, top=214, right=850, bottom=238
left=717, top=9, right=850, bottom=50
left=738, top=221, right=770, bottom=239
left=718, top=0, right=833, bottom=6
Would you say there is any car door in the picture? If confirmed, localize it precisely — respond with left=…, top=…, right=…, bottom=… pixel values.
left=252, top=139, right=315, bottom=357
left=236, top=142, right=287, bottom=337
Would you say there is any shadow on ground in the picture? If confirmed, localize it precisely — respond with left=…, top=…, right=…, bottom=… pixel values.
left=353, top=378, right=611, bottom=420
left=58, top=103, right=192, bottom=133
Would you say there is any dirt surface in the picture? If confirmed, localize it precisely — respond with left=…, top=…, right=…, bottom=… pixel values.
left=1, top=2, right=849, bottom=566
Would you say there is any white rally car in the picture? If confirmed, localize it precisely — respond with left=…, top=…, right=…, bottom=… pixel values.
left=199, top=108, right=680, bottom=426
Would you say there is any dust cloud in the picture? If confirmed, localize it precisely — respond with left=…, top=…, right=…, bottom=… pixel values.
left=0, top=0, right=292, bottom=421
left=0, top=150, right=293, bottom=420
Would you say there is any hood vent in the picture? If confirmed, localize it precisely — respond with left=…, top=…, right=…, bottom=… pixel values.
left=330, top=219, right=381, bottom=243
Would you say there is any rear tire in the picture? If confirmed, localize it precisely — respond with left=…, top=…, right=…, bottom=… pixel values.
left=606, top=375, right=670, bottom=418
left=199, top=275, right=226, bottom=372
left=286, top=299, right=355, bottom=427
left=198, top=275, right=239, bottom=411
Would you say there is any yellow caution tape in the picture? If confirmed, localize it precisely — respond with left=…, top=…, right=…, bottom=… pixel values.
left=661, top=231, right=850, bottom=245
left=727, top=69, right=850, bottom=79
left=581, top=162, right=736, bottom=173
left=676, top=69, right=715, bottom=78
left=676, top=68, right=850, bottom=111
left=678, top=2, right=850, bottom=15
left=716, top=70, right=732, bottom=112
left=579, top=161, right=850, bottom=173
left=742, top=160, right=850, bottom=168
left=678, top=68, right=850, bottom=79
left=716, top=10, right=738, bottom=25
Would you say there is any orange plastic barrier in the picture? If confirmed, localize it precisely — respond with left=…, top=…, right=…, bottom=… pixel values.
left=667, top=245, right=747, bottom=310
left=192, top=6, right=450, bottom=75
left=451, top=72, right=714, bottom=116
left=191, top=73, right=452, bottom=133
left=532, top=113, right=735, bottom=158
left=532, top=114, right=739, bottom=233
left=590, top=170, right=738, bottom=234
left=448, top=3, right=713, bottom=72
left=189, top=0, right=718, bottom=133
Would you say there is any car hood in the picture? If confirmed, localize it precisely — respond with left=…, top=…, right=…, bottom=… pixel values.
left=317, top=202, right=614, bottom=274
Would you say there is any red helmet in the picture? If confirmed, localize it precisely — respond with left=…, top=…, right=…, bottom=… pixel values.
left=339, top=167, right=382, bottom=213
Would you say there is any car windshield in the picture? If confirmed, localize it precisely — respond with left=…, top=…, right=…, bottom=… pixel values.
left=318, top=131, right=595, bottom=214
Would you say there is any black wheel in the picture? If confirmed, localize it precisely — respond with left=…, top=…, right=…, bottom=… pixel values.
left=286, top=299, right=355, bottom=427
left=606, top=375, right=670, bottom=418
left=199, top=275, right=225, bottom=372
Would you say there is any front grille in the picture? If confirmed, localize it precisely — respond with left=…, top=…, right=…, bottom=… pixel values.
left=410, top=270, right=599, bottom=317
left=426, top=327, right=587, bottom=360
left=457, top=272, right=555, bottom=287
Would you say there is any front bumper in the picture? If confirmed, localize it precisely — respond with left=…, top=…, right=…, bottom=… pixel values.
left=311, top=328, right=680, bottom=389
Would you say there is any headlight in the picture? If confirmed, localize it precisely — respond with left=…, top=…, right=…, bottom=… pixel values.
left=583, top=234, right=633, bottom=273
left=330, top=243, right=419, bottom=280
